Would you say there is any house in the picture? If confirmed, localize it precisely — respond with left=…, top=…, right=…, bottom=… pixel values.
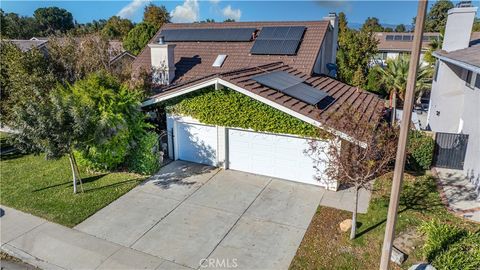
left=427, top=4, right=479, bottom=182
left=134, top=14, right=385, bottom=191
left=3, top=37, right=136, bottom=67
left=372, top=31, right=480, bottom=66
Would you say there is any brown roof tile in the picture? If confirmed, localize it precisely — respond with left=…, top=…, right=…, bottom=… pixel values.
left=375, top=32, right=480, bottom=52
left=146, top=62, right=385, bottom=136
left=132, top=21, right=330, bottom=84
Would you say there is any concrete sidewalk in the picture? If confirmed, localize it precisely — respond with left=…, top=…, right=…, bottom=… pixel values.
left=0, top=206, right=190, bottom=270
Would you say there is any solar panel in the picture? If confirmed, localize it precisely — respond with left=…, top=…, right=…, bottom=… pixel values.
left=160, top=28, right=256, bottom=42
left=386, top=35, right=394, bottom=41
left=251, top=71, right=328, bottom=105
left=283, top=83, right=329, bottom=105
left=251, top=71, right=304, bottom=90
left=250, top=26, right=305, bottom=55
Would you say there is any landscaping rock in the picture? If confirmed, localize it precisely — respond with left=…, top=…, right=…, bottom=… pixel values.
left=339, top=219, right=352, bottom=232
left=408, top=263, right=436, bottom=270
left=391, top=246, right=407, bottom=265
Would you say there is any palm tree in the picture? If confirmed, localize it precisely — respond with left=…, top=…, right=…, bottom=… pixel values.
left=424, top=33, right=444, bottom=66
left=378, top=55, right=432, bottom=123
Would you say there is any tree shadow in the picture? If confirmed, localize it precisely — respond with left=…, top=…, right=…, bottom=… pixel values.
left=356, top=176, right=441, bottom=238
left=83, top=178, right=143, bottom=193
left=33, top=174, right=108, bottom=192
left=0, top=150, right=26, bottom=161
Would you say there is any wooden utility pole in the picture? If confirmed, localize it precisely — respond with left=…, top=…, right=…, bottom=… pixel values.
left=379, top=1, right=428, bottom=269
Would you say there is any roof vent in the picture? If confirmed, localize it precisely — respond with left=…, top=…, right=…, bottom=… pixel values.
left=212, top=54, right=227, bottom=67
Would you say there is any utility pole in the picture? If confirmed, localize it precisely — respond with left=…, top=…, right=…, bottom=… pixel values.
left=379, top=1, right=428, bottom=269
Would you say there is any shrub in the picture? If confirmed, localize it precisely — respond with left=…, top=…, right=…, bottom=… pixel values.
left=70, top=72, right=150, bottom=171
left=421, top=220, right=480, bottom=270
left=127, top=131, right=161, bottom=175
left=407, top=131, right=434, bottom=171
left=432, top=232, right=480, bottom=270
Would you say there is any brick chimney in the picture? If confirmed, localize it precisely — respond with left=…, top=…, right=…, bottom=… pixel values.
left=442, top=4, right=478, bottom=52
left=148, top=36, right=176, bottom=85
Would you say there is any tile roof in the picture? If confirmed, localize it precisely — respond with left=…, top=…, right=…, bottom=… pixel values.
left=5, top=39, right=48, bottom=52
left=375, top=32, right=480, bottom=52
left=147, top=62, right=385, bottom=135
left=435, top=45, right=480, bottom=69
left=132, top=21, right=330, bottom=84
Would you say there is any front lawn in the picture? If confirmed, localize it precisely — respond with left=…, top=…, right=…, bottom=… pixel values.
left=0, top=148, right=146, bottom=227
left=290, top=172, right=480, bottom=270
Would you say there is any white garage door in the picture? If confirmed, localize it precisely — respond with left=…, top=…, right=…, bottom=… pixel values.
left=228, top=129, right=327, bottom=186
left=176, top=122, right=217, bottom=166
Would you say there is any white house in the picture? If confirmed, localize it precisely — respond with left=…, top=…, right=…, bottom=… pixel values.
left=427, top=4, right=479, bottom=182
left=133, top=15, right=385, bottom=191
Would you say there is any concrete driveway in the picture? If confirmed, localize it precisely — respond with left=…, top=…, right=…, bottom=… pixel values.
left=75, top=161, right=324, bottom=269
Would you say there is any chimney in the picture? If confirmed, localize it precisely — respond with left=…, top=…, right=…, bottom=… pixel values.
left=148, top=36, right=176, bottom=85
left=442, top=4, right=477, bottom=52
left=323, top=12, right=339, bottom=65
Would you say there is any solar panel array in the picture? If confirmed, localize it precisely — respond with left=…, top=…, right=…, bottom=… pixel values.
left=160, top=28, right=256, bottom=42
left=251, top=71, right=328, bottom=105
left=385, top=34, right=439, bottom=42
left=250, top=26, right=306, bottom=55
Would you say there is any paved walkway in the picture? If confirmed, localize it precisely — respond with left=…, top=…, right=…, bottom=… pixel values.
left=434, top=168, right=480, bottom=222
left=1, top=161, right=371, bottom=270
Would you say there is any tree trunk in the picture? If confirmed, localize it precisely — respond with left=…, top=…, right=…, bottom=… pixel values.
left=350, top=185, right=360, bottom=240
left=68, top=153, right=77, bottom=194
left=71, top=152, right=84, bottom=193
left=391, top=91, right=397, bottom=125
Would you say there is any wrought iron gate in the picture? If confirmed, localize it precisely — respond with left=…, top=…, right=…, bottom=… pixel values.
left=433, top=132, right=469, bottom=170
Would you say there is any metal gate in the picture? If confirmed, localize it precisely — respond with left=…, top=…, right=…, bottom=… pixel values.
left=433, top=132, right=469, bottom=170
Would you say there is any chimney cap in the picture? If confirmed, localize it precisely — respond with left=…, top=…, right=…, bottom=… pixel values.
left=456, top=1, right=473, bottom=8
left=158, top=36, right=165, bottom=45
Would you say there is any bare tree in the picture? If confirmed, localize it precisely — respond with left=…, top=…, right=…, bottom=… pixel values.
left=308, top=109, right=398, bottom=239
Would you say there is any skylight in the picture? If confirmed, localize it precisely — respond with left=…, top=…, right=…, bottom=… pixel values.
left=212, top=54, right=227, bottom=67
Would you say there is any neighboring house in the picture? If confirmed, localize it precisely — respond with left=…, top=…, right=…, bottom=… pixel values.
left=3, top=37, right=136, bottom=66
left=427, top=5, right=479, bottom=183
left=134, top=13, right=384, bottom=191
left=372, top=31, right=480, bottom=66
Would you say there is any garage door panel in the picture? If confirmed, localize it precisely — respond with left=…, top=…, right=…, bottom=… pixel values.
left=228, top=129, right=325, bottom=186
left=176, top=122, right=217, bottom=166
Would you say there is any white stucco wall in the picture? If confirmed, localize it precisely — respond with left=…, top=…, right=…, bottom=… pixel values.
left=427, top=61, right=480, bottom=179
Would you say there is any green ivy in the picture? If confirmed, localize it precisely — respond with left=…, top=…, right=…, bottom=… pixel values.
left=164, top=88, right=326, bottom=138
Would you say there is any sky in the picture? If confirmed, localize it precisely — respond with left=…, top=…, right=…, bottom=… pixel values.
left=2, top=0, right=479, bottom=26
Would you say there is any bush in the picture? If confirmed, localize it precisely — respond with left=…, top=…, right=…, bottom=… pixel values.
left=69, top=72, right=150, bottom=171
left=127, top=131, right=161, bottom=175
left=420, top=220, right=480, bottom=270
left=407, top=131, right=434, bottom=171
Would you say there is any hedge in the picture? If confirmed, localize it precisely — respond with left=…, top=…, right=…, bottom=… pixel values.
left=406, top=131, right=435, bottom=171
left=165, top=88, right=328, bottom=138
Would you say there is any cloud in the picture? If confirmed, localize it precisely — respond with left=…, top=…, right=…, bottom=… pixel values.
left=209, top=0, right=221, bottom=4
left=222, top=5, right=241, bottom=21
left=117, top=0, right=146, bottom=19
left=171, top=0, right=200, bottom=23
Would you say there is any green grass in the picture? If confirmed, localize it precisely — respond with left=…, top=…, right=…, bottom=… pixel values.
left=290, top=172, right=480, bottom=270
left=0, top=149, right=146, bottom=227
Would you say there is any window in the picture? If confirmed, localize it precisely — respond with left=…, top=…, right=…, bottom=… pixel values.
left=476, top=74, right=480, bottom=89
left=465, top=71, right=476, bottom=89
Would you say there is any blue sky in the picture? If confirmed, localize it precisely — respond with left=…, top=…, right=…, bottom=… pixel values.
left=2, top=1, right=479, bottom=26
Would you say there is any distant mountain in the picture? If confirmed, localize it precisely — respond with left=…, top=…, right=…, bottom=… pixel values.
left=349, top=22, right=414, bottom=31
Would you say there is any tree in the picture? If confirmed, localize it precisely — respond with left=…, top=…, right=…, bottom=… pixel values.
left=361, top=17, right=384, bottom=32
left=424, top=33, right=443, bottom=66
left=337, top=15, right=379, bottom=87
left=395, top=24, right=407, bottom=32
left=224, top=19, right=235, bottom=22
left=473, top=17, right=480, bottom=31
left=33, top=7, right=74, bottom=35
left=143, top=3, right=170, bottom=30
left=9, top=85, right=94, bottom=193
left=101, top=16, right=133, bottom=40
left=413, top=0, right=454, bottom=32
left=0, top=42, right=56, bottom=124
left=384, top=27, right=393, bottom=32
left=378, top=55, right=433, bottom=121
left=123, top=23, right=157, bottom=55
left=47, top=34, right=120, bottom=84
left=0, top=11, right=41, bottom=38
left=307, top=110, right=398, bottom=239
